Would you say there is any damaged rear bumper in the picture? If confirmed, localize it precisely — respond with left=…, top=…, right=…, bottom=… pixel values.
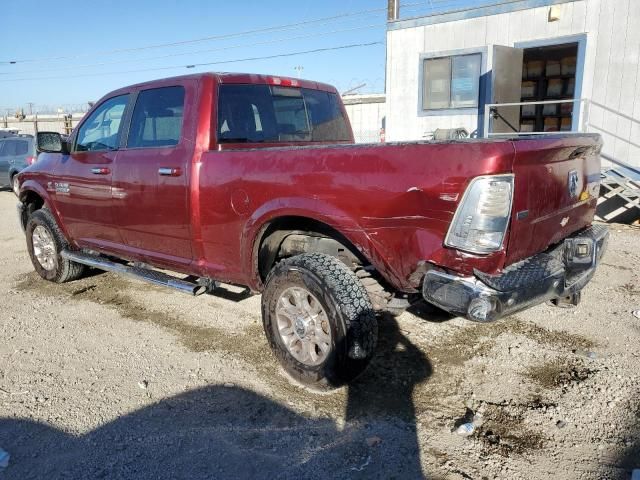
left=422, top=225, right=609, bottom=322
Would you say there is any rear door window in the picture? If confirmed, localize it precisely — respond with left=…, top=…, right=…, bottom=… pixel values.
left=127, top=86, right=185, bottom=148
left=217, top=84, right=351, bottom=143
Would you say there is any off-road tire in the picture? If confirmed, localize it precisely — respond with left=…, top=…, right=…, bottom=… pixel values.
left=262, top=253, right=378, bottom=390
left=355, top=267, right=392, bottom=310
left=25, top=208, right=85, bottom=283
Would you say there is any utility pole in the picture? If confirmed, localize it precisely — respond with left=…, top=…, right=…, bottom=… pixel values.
left=294, top=66, right=304, bottom=79
left=27, top=102, right=34, bottom=115
left=388, top=0, right=399, bottom=21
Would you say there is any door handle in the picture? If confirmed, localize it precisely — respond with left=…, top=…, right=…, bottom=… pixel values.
left=91, top=167, right=110, bottom=175
left=158, top=167, right=181, bottom=177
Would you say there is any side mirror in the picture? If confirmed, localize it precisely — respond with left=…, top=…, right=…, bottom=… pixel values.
left=36, top=131, right=70, bottom=154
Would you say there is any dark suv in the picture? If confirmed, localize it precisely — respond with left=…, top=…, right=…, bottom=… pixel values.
left=0, top=134, right=37, bottom=195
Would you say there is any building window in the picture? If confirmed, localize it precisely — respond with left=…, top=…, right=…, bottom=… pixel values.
left=422, top=53, right=482, bottom=110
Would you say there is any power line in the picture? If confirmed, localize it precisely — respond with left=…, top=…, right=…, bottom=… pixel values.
left=0, top=4, right=416, bottom=65
left=0, top=41, right=383, bottom=82
left=0, top=23, right=384, bottom=76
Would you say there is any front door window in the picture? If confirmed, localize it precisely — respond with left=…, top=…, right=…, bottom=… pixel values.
left=75, top=95, right=129, bottom=151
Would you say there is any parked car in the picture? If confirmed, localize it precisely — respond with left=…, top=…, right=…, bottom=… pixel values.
left=16, top=72, right=608, bottom=390
left=0, top=134, right=38, bottom=195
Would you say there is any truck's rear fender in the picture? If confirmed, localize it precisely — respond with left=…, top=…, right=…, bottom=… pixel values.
left=203, top=140, right=516, bottom=291
left=243, top=198, right=401, bottom=290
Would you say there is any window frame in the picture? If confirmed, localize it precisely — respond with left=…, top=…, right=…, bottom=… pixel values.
left=125, top=85, right=186, bottom=150
left=419, top=48, right=486, bottom=115
left=73, top=94, right=131, bottom=153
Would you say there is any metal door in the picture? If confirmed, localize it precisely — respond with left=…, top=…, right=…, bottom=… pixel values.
left=490, top=45, right=524, bottom=134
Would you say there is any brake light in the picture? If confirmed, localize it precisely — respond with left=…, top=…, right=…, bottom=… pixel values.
left=269, top=76, right=299, bottom=87
left=445, top=174, right=514, bottom=254
left=26, top=156, right=36, bottom=165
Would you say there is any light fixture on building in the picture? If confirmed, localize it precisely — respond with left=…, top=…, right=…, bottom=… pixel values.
left=548, top=5, right=561, bottom=22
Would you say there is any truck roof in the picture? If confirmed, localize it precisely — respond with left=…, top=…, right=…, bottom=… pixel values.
left=121, top=72, right=339, bottom=94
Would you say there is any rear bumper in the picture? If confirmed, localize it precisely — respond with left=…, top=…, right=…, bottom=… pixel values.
left=422, top=225, right=609, bottom=322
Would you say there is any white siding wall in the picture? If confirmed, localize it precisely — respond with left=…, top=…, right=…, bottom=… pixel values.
left=386, top=0, right=640, bottom=167
left=344, top=98, right=386, bottom=143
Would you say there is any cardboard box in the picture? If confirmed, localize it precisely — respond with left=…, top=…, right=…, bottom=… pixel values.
left=547, top=79, right=563, bottom=96
left=521, top=81, right=537, bottom=98
left=546, top=60, right=561, bottom=76
left=521, top=104, right=536, bottom=117
left=520, top=120, right=536, bottom=132
left=562, top=56, right=577, bottom=75
left=560, top=102, right=574, bottom=115
left=544, top=118, right=559, bottom=131
left=526, top=60, right=544, bottom=78
left=560, top=118, right=572, bottom=131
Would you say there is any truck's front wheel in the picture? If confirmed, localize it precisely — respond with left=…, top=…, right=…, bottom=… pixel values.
left=26, top=209, right=85, bottom=283
left=261, top=253, right=378, bottom=390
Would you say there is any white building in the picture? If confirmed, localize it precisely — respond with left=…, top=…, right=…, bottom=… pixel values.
left=342, top=93, right=386, bottom=143
left=385, top=0, right=640, bottom=168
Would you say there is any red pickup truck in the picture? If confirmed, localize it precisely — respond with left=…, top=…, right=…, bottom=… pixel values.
left=17, top=72, right=608, bottom=390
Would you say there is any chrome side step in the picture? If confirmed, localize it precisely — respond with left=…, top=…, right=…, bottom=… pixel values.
left=61, top=250, right=207, bottom=296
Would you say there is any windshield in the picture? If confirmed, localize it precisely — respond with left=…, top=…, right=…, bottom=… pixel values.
left=217, top=84, right=351, bottom=144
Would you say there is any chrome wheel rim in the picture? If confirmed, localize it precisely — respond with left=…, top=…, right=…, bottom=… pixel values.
left=275, top=286, right=332, bottom=366
left=32, top=225, right=56, bottom=271
left=12, top=176, right=19, bottom=195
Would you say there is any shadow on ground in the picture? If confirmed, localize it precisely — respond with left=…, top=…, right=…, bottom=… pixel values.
left=611, top=401, right=640, bottom=478
left=0, top=315, right=434, bottom=480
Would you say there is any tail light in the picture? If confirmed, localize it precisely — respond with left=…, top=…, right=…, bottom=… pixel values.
left=445, top=174, right=514, bottom=254
left=26, top=156, right=37, bottom=165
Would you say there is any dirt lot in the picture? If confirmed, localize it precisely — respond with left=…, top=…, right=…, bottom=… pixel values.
left=0, top=190, right=638, bottom=480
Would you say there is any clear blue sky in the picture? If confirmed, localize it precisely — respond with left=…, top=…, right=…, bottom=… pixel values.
left=0, top=0, right=484, bottom=113
left=1, top=0, right=408, bottom=113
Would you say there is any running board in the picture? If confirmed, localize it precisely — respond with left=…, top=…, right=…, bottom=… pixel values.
left=60, top=250, right=207, bottom=296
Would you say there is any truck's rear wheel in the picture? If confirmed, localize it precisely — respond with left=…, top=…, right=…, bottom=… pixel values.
left=26, top=209, right=85, bottom=283
left=261, top=253, right=378, bottom=390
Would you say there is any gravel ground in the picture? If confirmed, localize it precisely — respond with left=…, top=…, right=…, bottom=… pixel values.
left=0, top=190, right=638, bottom=480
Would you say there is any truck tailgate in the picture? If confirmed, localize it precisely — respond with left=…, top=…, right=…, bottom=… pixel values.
left=505, top=134, right=602, bottom=266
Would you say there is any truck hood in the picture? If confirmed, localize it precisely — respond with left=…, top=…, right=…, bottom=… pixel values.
left=504, top=134, right=602, bottom=266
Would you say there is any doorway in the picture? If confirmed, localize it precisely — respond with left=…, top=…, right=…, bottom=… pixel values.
left=518, top=41, right=580, bottom=133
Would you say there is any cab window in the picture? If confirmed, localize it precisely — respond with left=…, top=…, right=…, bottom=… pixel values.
left=75, top=95, right=129, bottom=152
left=217, top=84, right=351, bottom=143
